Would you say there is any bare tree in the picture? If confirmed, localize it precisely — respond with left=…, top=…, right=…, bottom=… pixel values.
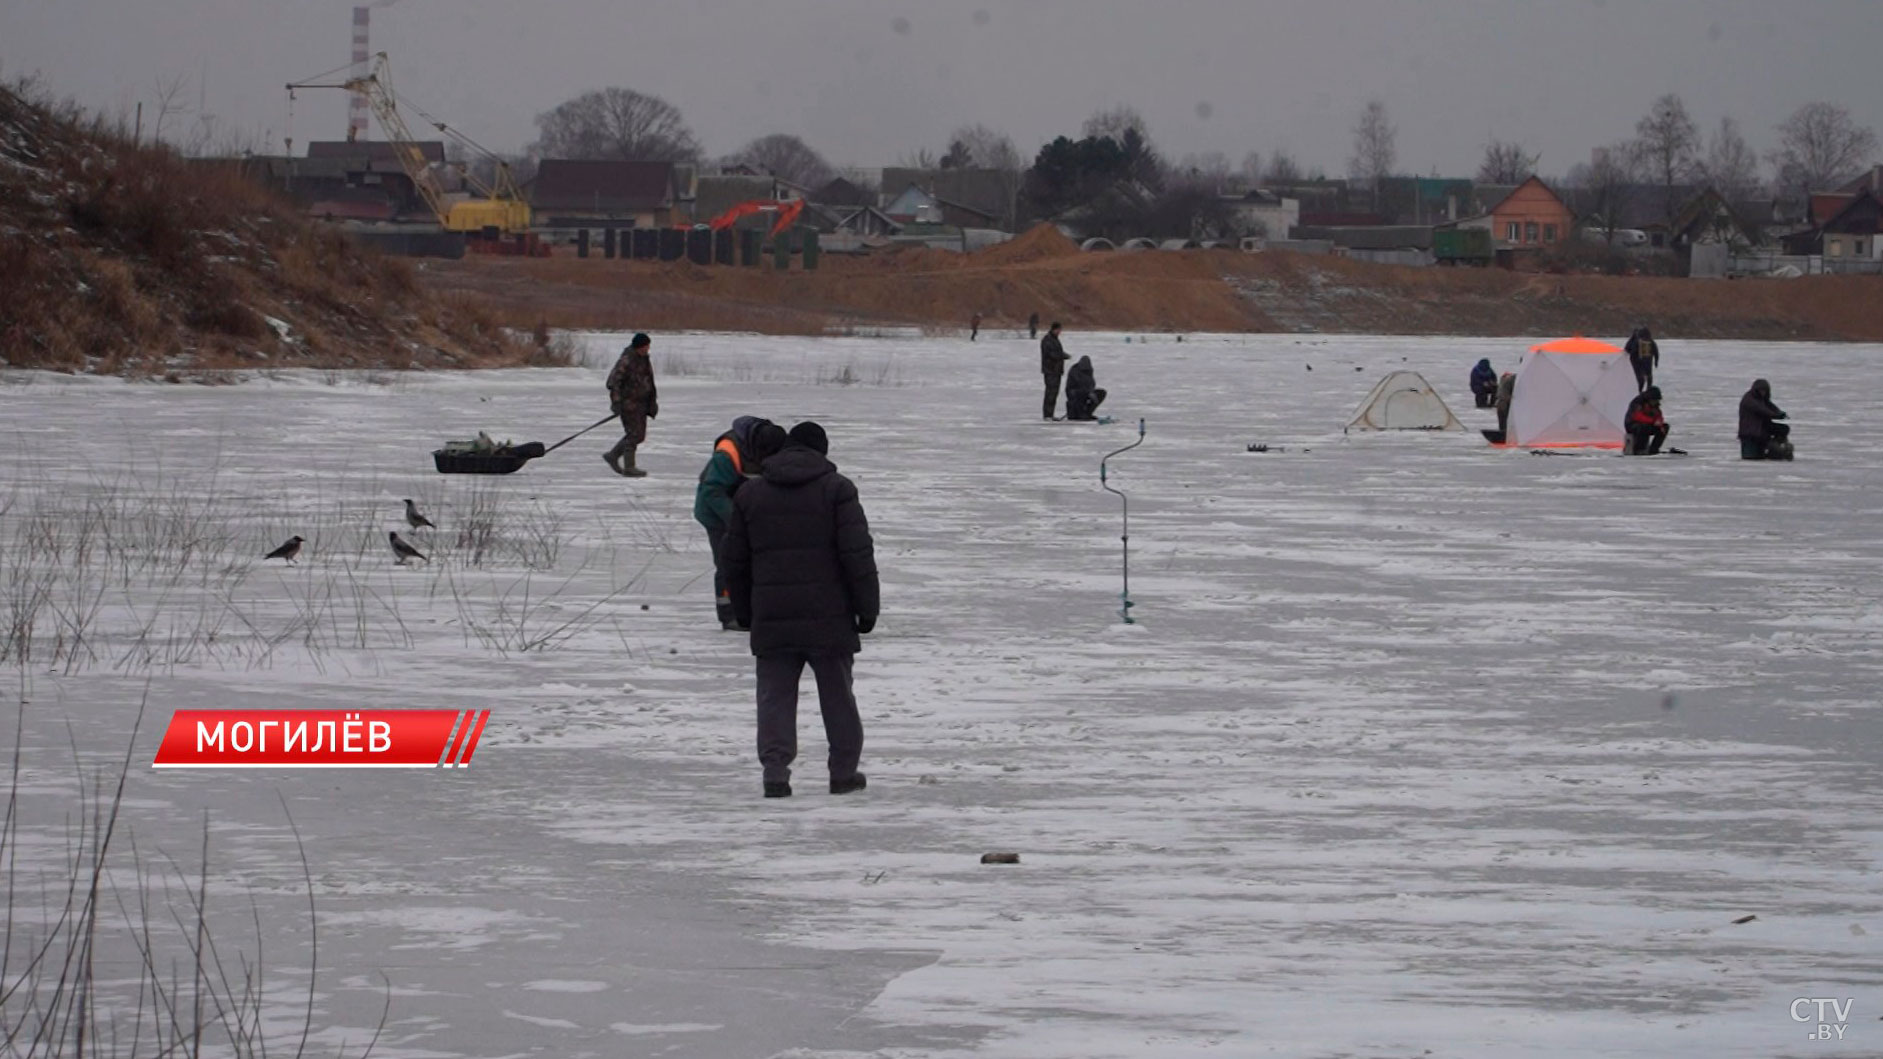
left=946, top=124, right=1022, bottom=172
left=897, top=147, right=939, bottom=169
left=1172, top=151, right=1233, bottom=192
left=1262, top=151, right=1303, bottom=185
left=1477, top=138, right=1539, bottom=185
left=1634, top=93, right=1700, bottom=223
left=1568, top=141, right=1646, bottom=245
left=530, top=87, right=702, bottom=163
left=725, top=133, right=834, bottom=187
left=1768, top=101, right=1879, bottom=204
left=1239, top=150, right=1263, bottom=187
left=150, top=73, right=193, bottom=145
left=1347, top=99, right=1397, bottom=205
left=1698, top=116, right=1763, bottom=202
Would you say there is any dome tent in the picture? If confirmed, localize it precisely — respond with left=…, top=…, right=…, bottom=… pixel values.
left=1503, top=336, right=1634, bottom=448
left=1344, top=370, right=1464, bottom=432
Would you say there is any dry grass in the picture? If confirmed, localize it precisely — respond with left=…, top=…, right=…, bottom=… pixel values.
left=418, top=221, right=1883, bottom=342
left=0, top=79, right=544, bottom=375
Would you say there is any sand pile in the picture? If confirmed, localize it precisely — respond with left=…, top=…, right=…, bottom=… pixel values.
left=973, top=224, right=1082, bottom=267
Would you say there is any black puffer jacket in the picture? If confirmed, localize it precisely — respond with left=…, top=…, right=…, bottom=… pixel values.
left=1738, top=380, right=1786, bottom=441
left=1040, top=332, right=1069, bottom=375
left=722, top=445, right=879, bottom=656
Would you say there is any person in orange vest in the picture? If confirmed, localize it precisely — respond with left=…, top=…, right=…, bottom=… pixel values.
left=695, top=418, right=787, bottom=628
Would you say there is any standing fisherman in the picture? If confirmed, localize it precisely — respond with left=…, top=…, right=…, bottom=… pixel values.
left=604, top=333, right=658, bottom=477
left=1040, top=322, right=1070, bottom=420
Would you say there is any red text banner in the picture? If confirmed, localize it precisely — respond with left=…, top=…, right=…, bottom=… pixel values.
left=153, top=710, right=490, bottom=768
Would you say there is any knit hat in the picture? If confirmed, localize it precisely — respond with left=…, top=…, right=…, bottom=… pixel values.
left=787, top=421, right=828, bottom=455
left=749, top=422, right=789, bottom=463
left=630, top=332, right=651, bottom=349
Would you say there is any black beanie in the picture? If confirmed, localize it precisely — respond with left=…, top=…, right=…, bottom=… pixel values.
left=630, top=332, right=651, bottom=349
left=749, top=422, right=789, bottom=463
left=788, top=421, right=829, bottom=455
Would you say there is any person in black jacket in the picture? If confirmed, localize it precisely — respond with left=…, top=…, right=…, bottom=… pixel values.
left=722, top=421, right=880, bottom=798
left=1738, top=378, right=1791, bottom=460
left=1040, top=322, right=1070, bottom=419
left=1065, top=355, right=1108, bottom=420
left=1624, top=327, right=1659, bottom=393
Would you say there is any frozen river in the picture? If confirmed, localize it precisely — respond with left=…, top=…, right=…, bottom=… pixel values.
left=2, top=330, right=1879, bottom=1058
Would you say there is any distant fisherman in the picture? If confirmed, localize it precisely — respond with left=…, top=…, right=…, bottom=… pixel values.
left=1624, top=327, right=1659, bottom=393
left=1469, top=358, right=1497, bottom=408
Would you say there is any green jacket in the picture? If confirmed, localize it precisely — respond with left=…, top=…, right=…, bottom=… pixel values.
left=693, top=438, right=745, bottom=531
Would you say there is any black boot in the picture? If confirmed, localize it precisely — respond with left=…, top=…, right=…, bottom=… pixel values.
left=830, top=772, right=867, bottom=795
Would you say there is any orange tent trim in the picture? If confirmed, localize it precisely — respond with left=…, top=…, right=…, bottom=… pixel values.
left=1528, top=336, right=1625, bottom=354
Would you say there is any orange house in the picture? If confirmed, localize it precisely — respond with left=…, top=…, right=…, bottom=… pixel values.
left=1484, top=176, right=1573, bottom=249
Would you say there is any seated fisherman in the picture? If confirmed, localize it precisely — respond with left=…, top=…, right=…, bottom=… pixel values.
left=1065, top=355, right=1108, bottom=421
left=1469, top=358, right=1498, bottom=408
left=1738, top=378, right=1791, bottom=460
left=1624, top=386, right=1669, bottom=455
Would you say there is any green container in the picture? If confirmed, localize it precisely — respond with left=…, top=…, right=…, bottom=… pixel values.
left=1434, top=227, right=1493, bottom=263
left=773, top=229, right=791, bottom=270
left=740, top=228, right=763, bottom=267
left=801, top=229, right=820, bottom=270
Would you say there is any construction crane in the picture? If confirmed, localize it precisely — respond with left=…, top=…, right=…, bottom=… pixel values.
left=286, top=53, right=530, bottom=234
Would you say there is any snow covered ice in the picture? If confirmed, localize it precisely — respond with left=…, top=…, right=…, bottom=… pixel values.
left=2, top=331, right=1879, bottom=1058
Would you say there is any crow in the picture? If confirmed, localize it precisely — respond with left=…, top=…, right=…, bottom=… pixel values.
left=403, top=499, right=436, bottom=530
left=388, top=532, right=429, bottom=565
left=263, top=536, right=304, bottom=563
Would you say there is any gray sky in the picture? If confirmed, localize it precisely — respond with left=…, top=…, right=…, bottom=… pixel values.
left=3, top=0, right=1880, bottom=179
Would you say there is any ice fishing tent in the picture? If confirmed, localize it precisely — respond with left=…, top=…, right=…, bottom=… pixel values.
left=1504, top=336, right=1635, bottom=448
left=1344, top=370, right=1464, bottom=432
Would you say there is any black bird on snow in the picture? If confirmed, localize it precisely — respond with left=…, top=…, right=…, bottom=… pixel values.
left=388, top=532, right=430, bottom=565
left=403, top=499, right=436, bottom=530
left=263, top=536, right=304, bottom=563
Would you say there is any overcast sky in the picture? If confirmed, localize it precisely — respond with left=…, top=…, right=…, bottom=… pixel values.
left=3, top=0, right=1880, bottom=179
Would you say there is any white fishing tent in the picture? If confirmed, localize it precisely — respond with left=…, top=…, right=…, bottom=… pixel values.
left=1345, top=370, right=1464, bottom=432
left=1504, top=337, right=1635, bottom=448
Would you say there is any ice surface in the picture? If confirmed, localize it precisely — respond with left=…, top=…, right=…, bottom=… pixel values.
left=1, top=332, right=1879, bottom=1058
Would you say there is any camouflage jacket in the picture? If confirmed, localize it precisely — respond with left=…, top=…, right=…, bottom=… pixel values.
left=607, top=348, right=657, bottom=416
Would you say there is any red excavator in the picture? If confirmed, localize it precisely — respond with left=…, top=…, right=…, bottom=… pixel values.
left=686, top=199, right=807, bottom=236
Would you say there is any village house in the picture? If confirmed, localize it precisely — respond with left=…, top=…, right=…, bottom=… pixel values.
left=879, top=166, right=1017, bottom=230
left=882, top=183, right=1003, bottom=229
left=527, top=159, right=678, bottom=229
left=1819, top=189, right=1882, bottom=273
left=1452, top=176, right=1572, bottom=263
